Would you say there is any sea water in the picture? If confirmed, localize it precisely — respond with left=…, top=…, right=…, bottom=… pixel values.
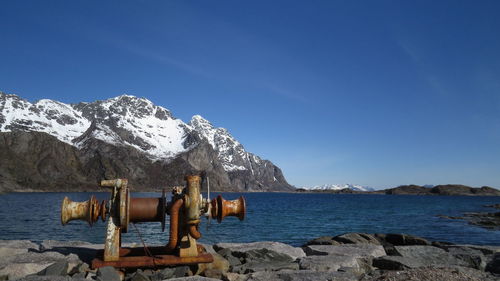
left=0, top=192, right=499, bottom=246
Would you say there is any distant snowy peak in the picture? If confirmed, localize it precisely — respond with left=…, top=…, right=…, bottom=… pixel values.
left=72, top=95, right=192, bottom=159
left=302, top=184, right=375, bottom=192
left=189, top=114, right=256, bottom=172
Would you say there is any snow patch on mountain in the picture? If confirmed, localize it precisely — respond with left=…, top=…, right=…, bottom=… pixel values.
left=0, top=93, right=90, bottom=144
left=73, top=95, right=191, bottom=159
left=302, top=184, right=375, bottom=192
left=189, top=114, right=252, bottom=172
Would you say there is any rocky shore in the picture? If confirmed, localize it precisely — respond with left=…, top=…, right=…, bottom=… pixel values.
left=1, top=233, right=499, bottom=281
left=297, top=184, right=500, bottom=196
left=438, top=204, right=500, bottom=230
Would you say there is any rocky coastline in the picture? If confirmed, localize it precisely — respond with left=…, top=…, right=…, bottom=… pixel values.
left=296, top=184, right=500, bottom=196
left=1, top=233, right=499, bottom=281
left=438, top=204, right=500, bottom=231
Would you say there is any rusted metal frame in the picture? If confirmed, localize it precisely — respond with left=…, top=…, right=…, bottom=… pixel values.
left=188, top=225, right=202, bottom=239
left=102, top=179, right=127, bottom=262
left=166, top=198, right=184, bottom=251
left=91, top=253, right=213, bottom=269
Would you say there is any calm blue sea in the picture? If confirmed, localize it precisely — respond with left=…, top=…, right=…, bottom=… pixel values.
left=0, top=192, right=499, bottom=247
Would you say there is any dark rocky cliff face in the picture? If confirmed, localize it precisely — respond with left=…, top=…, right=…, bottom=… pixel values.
left=0, top=131, right=293, bottom=192
left=0, top=93, right=294, bottom=192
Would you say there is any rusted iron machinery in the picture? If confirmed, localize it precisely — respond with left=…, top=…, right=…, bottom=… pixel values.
left=61, top=175, right=245, bottom=269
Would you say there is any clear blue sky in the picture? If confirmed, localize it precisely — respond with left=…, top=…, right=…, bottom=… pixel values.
left=1, top=1, right=499, bottom=189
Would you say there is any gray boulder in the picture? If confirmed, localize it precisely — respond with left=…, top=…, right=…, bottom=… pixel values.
left=303, top=236, right=341, bottom=246
left=373, top=255, right=427, bottom=270
left=217, top=248, right=242, bottom=268
left=302, top=244, right=386, bottom=258
left=365, top=266, right=499, bottom=281
left=0, top=240, right=81, bottom=280
left=374, top=246, right=470, bottom=270
left=167, top=277, right=221, bottom=281
left=36, top=261, right=68, bottom=276
left=11, top=276, right=85, bottom=281
left=298, top=255, right=359, bottom=271
left=39, top=240, right=94, bottom=252
left=439, top=244, right=500, bottom=255
left=175, top=266, right=192, bottom=278
left=444, top=246, right=487, bottom=270
left=231, top=248, right=298, bottom=274
left=0, top=263, right=52, bottom=281
left=96, top=266, right=120, bottom=281
left=381, top=233, right=430, bottom=246
left=395, top=246, right=469, bottom=266
left=131, top=270, right=151, bottom=281
left=486, top=252, right=500, bottom=274
left=0, top=240, right=39, bottom=250
left=333, top=233, right=381, bottom=245
left=247, top=269, right=358, bottom=281
left=214, top=242, right=305, bottom=260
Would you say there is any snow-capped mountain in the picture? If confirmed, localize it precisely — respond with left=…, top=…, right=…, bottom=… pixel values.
left=189, top=115, right=265, bottom=173
left=302, top=184, right=375, bottom=192
left=0, top=91, right=293, bottom=192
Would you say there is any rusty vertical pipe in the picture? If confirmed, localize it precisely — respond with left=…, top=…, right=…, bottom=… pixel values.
left=166, top=198, right=184, bottom=251
left=188, top=225, right=202, bottom=239
left=185, top=175, right=201, bottom=225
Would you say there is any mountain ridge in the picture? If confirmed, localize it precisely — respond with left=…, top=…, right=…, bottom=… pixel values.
left=301, top=184, right=374, bottom=192
left=0, top=91, right=294, bottom=192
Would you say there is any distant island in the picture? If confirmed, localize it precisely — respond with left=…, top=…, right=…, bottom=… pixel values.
left=296, top=184, right=500, bottom=196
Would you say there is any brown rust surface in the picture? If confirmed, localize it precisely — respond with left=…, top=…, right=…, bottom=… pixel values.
left=188, top=225, right=202, bottom=239
left=91, top=253, right=213, bottom=269
left=129, top=198, right=164, bottom=223
left=61, top=195, right=102, bottom=226
left=166, top=198, right=183, bottom=251
left=212, top=195, right=246, bottom=223
left=185, top=175, right=201, bottom=224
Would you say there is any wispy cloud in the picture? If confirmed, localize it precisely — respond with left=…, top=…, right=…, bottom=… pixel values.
left=267, top=85, right=310, bottom=104
left=119, top=43, right=212, bottom=78
left=78, top=19, right=314, bottom=104
left=397, top=39, right=449, bottom=97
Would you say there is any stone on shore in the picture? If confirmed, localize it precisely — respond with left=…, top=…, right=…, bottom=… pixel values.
left=0, top=240, right=82, bottom=280
left=362, top=266, right=499, bottom=281
left=247, top=269, right=359, bottom=281
left=36, top=260, right=68, bottom=276
left=96, top=266, right=121, bottom=281
left=378, top=233, right=430, bottom=246
left=131, top=270, right=151, bottom=281
left=373, top=246, right=469, bottom=270
left=214, top=241, right=305, bottom=260
left=486, top=252, right=500, bottom=274
left=443, top=246, right=488, bottom=270
left=0, top=263, right=53, bottom=281
left=168, top=277, right=221, bottom=281
left=2, top=236, right=500, bottom=281
left=298, top=255, right=359, bottom=271
left=302, top=244, right=386, bottom=258
left=304, top=233, right=381, bottom=246
left=333, top=233, right=381, bottom=245
left=229, top=248, right=299, bottom=274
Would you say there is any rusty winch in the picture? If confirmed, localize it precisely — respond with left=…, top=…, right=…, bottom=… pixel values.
left=60, top=175, right=245, bottom=269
